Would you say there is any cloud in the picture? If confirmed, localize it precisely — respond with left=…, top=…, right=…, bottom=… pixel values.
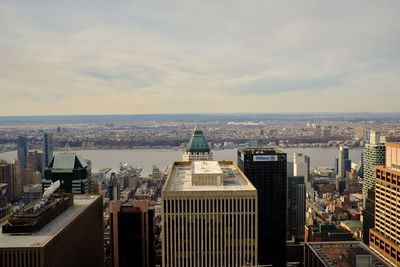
left=0, top=0, right=400, bottom=115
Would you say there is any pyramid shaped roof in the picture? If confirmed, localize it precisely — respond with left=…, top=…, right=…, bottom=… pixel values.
left=186, top=124, right=210, bottom=153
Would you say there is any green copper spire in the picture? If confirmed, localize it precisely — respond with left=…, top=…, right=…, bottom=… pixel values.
left=186, top=124, right=210, bottom=153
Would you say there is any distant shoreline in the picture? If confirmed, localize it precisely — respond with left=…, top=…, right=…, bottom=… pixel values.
left=0, top=144, right=358, bottom=154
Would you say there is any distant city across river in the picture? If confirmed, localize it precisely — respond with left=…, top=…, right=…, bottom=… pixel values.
left=0, top=147, right=362, bottom=176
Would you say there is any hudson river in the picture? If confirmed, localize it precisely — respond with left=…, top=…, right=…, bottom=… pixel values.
left=0, top=147, right=363, bottom=176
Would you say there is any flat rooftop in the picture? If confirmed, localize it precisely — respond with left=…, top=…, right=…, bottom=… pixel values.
left=0, top=195, right=100, bottom=248
left=192, top=161, right=223, bottom=175
left=307, top=241, right=392, bottom=267
left=164, top=161, right=256, bottom=192
left=238, top=147, right=285, bottom=154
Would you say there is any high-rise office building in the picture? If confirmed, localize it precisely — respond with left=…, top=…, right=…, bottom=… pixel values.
left=363, top=188, right=375, bottom=246
left=162, top=161, right=258, bottom=267
left=287, top=176, right=305, bottom=241
left=338, top=146, right=351, bottom=178
left=110, top=200, right=154, bottom=267
left=43, top=153, right=91, bottom=194
left=237, top=147, right=286, bottom=266
left=370, top=142, right=400, bottom=265
left=293, top=152, right=309, bottom=181
left=362, top=131, right=386, bottom=206
left=17, top=135, right=28, bottom=172
left=43, top=133, right=53, bottom=169
left=0, top=160, right=22, bottom=202
left=182, top=124, right=213, bottom=161
left=27, top=150, right=43, bottom=174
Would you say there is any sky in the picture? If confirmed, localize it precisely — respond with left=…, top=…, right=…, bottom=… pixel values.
left=1, top=0, right=400, bottom=116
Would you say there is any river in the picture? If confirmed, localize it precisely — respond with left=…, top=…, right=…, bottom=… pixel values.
left=0, top=147, right=363, bottom=176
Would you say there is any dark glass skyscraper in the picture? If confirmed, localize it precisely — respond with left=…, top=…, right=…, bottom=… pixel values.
left=287, top=176, right=305, bottom=241
left=17, top=135, right=28, bottom=172
left=43, top=133, right=53, bottom=169
left=237, top=147, right=287, bottom=266
left=338, top=145, right=351, bottom=178
left=110, top=201, right=154, bottom=267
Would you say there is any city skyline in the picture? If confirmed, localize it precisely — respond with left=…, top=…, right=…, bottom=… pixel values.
left=1, top=1, right=400, bottom=116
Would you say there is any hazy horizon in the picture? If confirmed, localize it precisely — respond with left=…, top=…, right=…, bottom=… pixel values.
left=1, top=1, right=400, bottom=115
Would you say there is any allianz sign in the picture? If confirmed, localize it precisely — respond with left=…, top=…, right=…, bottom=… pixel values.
left=253, top=155, right=278, bottom=161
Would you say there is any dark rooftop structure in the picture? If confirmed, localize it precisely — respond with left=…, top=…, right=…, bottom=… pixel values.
left=43, top=153, right=90, bottom=194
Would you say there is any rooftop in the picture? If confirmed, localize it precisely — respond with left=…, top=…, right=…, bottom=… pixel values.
left=307, top=241, right=391, bottom=267
left=163, top=161, right=256, bottom=192
left=0, top=195, right=100, bottom=248
left=192, top=161, right=223, bottom=175
left=340, top=220, right=362, bottom=233
left=238, top=147, right=285, bottom=154
left=49, top=153, right=87, bottom=170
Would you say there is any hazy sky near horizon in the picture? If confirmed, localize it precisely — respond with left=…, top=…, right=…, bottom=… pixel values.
left=1, top=1, right=400, bottom=116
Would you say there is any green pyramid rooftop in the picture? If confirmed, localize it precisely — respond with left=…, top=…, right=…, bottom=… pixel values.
left=186, top=124, right=210, bottom=153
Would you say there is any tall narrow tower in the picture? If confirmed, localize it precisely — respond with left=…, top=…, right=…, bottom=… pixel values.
left=43, top=133, right=53, bottom=169
left=237, top=147, right=287, bottom=266
left=338, top=146, right=351, bottom=178
left=182, top=124, right=213, bottom=161
left=293, top=152, right=309, bottom=181
left=17, top=135, right=28, bottom=172
left=362, top=131, right=386, bottom=204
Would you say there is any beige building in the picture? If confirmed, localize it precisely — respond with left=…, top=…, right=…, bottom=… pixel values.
left=162, top=161, right=257, bottom=267
left=370, top=142, right=400, bottom=266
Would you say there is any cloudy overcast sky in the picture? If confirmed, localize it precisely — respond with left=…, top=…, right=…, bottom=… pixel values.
left=1, top=0, right=399, bottom=116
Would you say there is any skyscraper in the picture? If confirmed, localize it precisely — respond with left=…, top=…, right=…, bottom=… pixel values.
left=110, top=200, right=154, bottom=267
left=162, top=161, right=258, bottom=267
left=17, top=135, right=28, bottom=172
left=362, top=131, right=385, bottom=205
left=287, top=176, right=306, bottom=241
left=237, top=147, right=286, bottom=266
left=182, top=124, right=213, bottom=161
left=43, top=133, right=53, bottom=169
left=0, top=160, right=22, bottom=202
left=369, top=142, right=400, bottom=265
left=293, top=152, right=309, bottom=181
left=338, top=145, right=351, bottom=178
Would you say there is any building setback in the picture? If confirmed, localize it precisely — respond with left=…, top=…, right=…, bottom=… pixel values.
left=162, top=161, right=257, bottom=267
left=237, top=147, right=286, bottom=266
left=0, top=195, right=104, bottom=267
